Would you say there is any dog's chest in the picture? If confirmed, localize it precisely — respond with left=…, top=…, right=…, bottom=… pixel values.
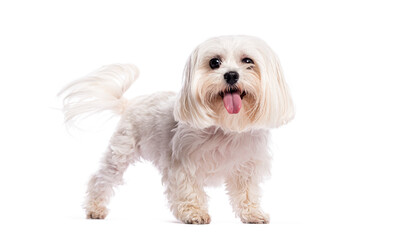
left=173, top=127, right=269, bottom=185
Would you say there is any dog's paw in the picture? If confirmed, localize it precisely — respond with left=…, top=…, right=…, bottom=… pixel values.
left=86, top=205, right=108, bottom=219
left=240, top=210, right=270, bottom=224
left=178, top=207, right=211, bottom=224
left=183, top=212, right=211, bottom=224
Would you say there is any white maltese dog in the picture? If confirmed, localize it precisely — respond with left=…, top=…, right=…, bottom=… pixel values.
left=59, top=35, right=294, bottom=224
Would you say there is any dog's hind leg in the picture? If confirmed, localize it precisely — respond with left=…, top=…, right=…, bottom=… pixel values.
left=84, top=124, right=136, bottom=219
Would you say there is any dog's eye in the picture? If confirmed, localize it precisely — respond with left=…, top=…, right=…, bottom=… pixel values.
left=242, top=58, right=254, bottom=64
left=209, top=58, right=221, bottom=69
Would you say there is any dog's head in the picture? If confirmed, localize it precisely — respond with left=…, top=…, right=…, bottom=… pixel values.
left=174, top=35, right=294, bottom=132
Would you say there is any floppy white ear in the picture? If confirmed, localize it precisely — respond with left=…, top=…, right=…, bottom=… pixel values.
left=174, top=48, right=213, bottom=128
left=259, top=46, right=295, bottom=128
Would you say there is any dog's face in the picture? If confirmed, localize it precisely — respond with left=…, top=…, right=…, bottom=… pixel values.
left=174, top=35, right=294, bottom=132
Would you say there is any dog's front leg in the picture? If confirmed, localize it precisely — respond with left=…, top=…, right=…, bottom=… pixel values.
left=225, top=160, right=270, bottom=224
left=163, top=167, right=210, bottom=224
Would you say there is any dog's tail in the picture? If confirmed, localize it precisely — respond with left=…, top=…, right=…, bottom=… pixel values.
left=58, top=64, right=139, bottom=124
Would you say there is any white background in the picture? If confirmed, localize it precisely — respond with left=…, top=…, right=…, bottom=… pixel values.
left=1, top=0, right=398, bottom=239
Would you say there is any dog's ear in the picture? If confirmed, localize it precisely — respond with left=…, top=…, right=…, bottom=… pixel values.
left=257, top=44, right=295, bottom=128
left=174, top=48, right=214, bottom=128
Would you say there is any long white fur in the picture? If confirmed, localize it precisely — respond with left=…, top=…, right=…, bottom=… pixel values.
left=59, top=35, right=294, bottom=224
left=58, top=64, right=139, bottom=123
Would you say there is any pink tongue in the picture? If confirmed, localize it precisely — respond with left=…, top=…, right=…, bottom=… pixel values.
left=223, top=92, right=242, bottom=114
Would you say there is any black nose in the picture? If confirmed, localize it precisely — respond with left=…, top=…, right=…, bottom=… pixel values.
left=224, top=71, right=239, bottom=85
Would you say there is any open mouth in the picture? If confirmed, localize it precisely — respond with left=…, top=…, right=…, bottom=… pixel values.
left=219, top=88, right=247, bottom=114
left=219, top=88, right=247, bottom=99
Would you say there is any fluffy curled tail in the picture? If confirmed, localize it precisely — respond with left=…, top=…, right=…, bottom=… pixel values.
left=58, top=64, right=139, bottom=124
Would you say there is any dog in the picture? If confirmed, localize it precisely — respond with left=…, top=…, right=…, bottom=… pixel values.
left=59, top=35, right=294, bottom=224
